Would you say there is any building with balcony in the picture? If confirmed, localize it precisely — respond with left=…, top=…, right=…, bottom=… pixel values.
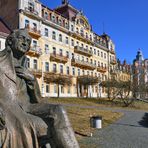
left=0, top=0, right=117, bottom=98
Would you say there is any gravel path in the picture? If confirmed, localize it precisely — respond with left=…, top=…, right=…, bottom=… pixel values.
left=79, top=109, right=148, bottom=148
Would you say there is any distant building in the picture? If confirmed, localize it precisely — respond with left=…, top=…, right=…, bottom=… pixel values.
left=132, top=49, right=148, bottom=98
left=111, top=59, right=131, bottom=82
left=0, top=0, right=117, bottom=98
left=0, top=18, right=11, bottom=51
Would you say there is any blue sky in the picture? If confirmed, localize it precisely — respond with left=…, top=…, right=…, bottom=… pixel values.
left=40, top=0, right=148, bottom=64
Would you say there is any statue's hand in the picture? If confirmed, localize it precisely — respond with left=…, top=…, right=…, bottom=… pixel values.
left=15, top=66, right=35, bottom=81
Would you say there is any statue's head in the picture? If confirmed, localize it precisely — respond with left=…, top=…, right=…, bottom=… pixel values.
left=5, top=29, right=32, bottom=59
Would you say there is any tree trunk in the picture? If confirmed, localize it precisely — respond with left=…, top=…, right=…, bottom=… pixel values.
left=57, top=84, right=60, bottom=98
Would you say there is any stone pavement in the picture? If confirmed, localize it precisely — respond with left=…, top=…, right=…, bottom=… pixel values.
left=79, top=108, right=148, bottom=148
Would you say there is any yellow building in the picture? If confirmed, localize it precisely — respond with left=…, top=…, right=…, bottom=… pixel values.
left=0, top=0, right=117, bottom=98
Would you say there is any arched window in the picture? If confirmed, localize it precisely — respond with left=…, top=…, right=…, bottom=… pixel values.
left=52, top=31, right=56, bottom=40
left=59, top=34, right=62, bottom=42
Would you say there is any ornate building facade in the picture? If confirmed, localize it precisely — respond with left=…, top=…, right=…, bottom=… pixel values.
left=0, top=0, right=117, bottom=98
left=132, top=50, right=148, bottom=98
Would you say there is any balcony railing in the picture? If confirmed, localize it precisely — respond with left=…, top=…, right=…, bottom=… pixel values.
left=28, top=68, right=42, bottom=78
left=110, top=59, right=117, bottom=65
left=70, top=32, right=94, bottom=45
left=71, top=58, right=96, bottom=70
left=25, top=25, right=41, bottom=39
left=74, top=46, right=93, bottom=57
left=50, top=53, right=68, bottom=64
left=97, top=66, right=107, bottom=73
left=27, top=46, right=42, bottom=57
left=42, top=14, right=69, bottom=32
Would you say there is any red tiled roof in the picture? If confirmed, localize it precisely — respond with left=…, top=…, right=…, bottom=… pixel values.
left=0, top=19, right=11, bottom=35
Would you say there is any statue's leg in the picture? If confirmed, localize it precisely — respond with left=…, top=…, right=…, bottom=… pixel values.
left=29, top=104, right=79, bottom=148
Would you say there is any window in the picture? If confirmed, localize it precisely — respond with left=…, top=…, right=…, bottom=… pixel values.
left=101, top=63, right=103, bottom=67
left=65, top=22, right=69, bottom=29
left=66, top=51, right=69, bottom=58
left=91, top=71, right=93, bottom=76
left=71, top=39, right=74, bottom=46
left=86, top=58, right=88, bottom=62
left=71, top=25, right=74, bottom=31
left=76, top=27, right=79, bottom=33
left=33, top=59, right=37, bottom=69
left=76, top=41, right=79, bottom=46
left=72, top=53, right=74, bottom=59
left=53, top=47, right=56, bottom=54
left=90, top=35, right=92, bottom=41
left=86, top=33, right=88, bottom=39
left=46, top=84, right=50, bottom=93
left=52, top=31, right=56, bottom=40
left=67, top=66, right=70, bottom=75
left=104, top=53, right=106, bottom=59
left=60, top=65, right=63, bottom=74
left=90, top=59, right=93, bottom=64
left=82, top=70, right=85, bottom=75
left=59, top=49, right=63, bottom=56
left=33, top=23, right=37, bottom=30
left=45, top=44, right=49, bottom=54
left=94, top=60, right=96, bottom=66
left=25, top=20, right=29, bottom=28
left=45, top=62, right=49, bottom=72
left=72, top=68, right=75, bottom=76
left=65, top=37, right=69, bottom=44
left=98, top=61, right=100, bottom=67
left=61, top=85, right=64, bottom=93
left=59, top=19, right=62, bottom=26
left=26, top=58, right=30, bottom=68
left=59, top=34, right=62, bottom=42
left=52, top=15, right=55, bottom=22
left=44, top=12, right=48, bottom=19
left=97, top=50, right=100, bottom=56
left=101, top=52, right=103, bottom=57
left=53, top=64, right=56, bottom=72
left=82, top=56, right=84, bottom=61
left=28, top=1, right=34, bottom=12
left=94, top=49, right=96, bottom=55
left=86, top=45, right=88, bottom=50
left=78, top=69, right=80, bottom=76
left=87, top=71, right=89, bottom=75
left=45, top=28, right=48, bottom=37
left=33, top=40, right=37, bottom=48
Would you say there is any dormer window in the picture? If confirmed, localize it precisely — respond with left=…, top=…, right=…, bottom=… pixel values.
left=28, top=1, right=34, bottom=12
left=52, top=15, right=55, bottom=22
left=44, top=12, right=48, bottom=19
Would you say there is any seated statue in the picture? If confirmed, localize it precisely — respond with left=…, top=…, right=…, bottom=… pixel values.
left=0, top=29, right=79, bottom=148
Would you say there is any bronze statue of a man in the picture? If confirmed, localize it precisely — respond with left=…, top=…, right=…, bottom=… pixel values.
left=0, top=29, right=79, bottom=148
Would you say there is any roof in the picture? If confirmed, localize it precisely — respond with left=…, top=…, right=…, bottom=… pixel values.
left=0, top=18, right=11, bottom=35
left=54, top=3, right=79, bottom=20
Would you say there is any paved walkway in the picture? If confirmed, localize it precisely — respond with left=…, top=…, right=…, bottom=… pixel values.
left=79, top=108, right=148, bottom=148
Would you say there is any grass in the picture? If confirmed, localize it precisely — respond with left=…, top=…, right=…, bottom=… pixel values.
left=47, top=97, right=148, bottom=147
left=48, top=97, right=148, bottom=111
left=65, top=106, right=123, bottom=138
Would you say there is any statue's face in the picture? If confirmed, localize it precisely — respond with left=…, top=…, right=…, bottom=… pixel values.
left=11, top=30, right=32, bottom=58
left=15, top=30, right=31, bottom=54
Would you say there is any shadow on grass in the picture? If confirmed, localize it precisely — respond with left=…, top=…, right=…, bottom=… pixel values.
left=138, top=113, right=148, bottom=128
